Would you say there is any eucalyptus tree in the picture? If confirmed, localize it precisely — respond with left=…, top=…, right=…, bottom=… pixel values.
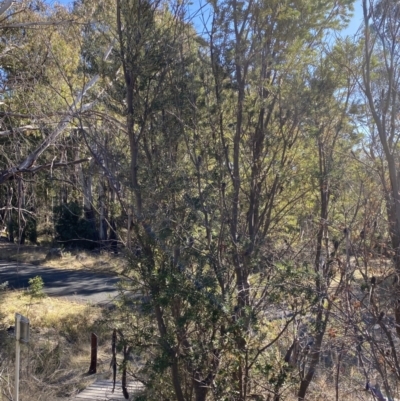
left=78, top=0, right=359, bottom=400
left=360, top=0, right=400, bottom=282
left=290, top=43, right=362, bottom=400
left=32, top=0, right=367, bottom=399
left=191, top=1, right=356, bottom=399
left=353, top=0, right=400, bottom=396
left=0, top=1, right=92, bottom=184
left=0, top=0, right=117, bottom=243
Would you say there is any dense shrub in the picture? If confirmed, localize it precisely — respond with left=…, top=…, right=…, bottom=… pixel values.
left=26, top=217, right=38, bottom=243
left=53, top=201, right=98, bottom=249
left=7, top=214, right=37, bottom=244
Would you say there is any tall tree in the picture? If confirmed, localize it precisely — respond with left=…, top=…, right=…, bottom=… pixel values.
left=360, top=0, right=400, bottom=335
left=0, top=1, right=111, bottom=186
left=295, top=44, right=358, bottom=400
left=84, top=0, right=358, bottom=400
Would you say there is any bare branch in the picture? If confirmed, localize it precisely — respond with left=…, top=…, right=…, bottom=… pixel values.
left=16, top=157, right=91, bottom=176
left=0, top=0, right=13, bottom=17
left=0, top=36, right=113, bottom=184
left=0, top=20, right=76, bottom=29
left=0, top=125, right=39, bottom=137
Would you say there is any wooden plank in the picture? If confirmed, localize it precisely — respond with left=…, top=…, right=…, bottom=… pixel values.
left=74, top=380, right=143, bottom=401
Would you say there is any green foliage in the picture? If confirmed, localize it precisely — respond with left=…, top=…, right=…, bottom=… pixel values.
left=2, top=0, right=399, bottom=400
left=26, top=216, right=38, bottom=244
left=6, top=218, right=16, bottom=243
left=7, top=213, right=37, bottom=244
left=27, top=276, right=46, bottom=299
left=53, top=201, right=98, bottom=249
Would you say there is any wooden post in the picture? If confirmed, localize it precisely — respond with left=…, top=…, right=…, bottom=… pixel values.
left=14, top=313, right=29, bottom=401
left=88, top=333, right=98, bottom=374
left=14, top=314, right=21, bottom=401
left=122, top=343, right=129, bottom=400
left=111, top=329, right=117, bottom=392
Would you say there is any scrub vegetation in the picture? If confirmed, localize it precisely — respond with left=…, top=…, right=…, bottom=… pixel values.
left=1, top=0, right=400, bottom=400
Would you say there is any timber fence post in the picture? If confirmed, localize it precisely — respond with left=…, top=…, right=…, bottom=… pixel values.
left=88, top=333, right=98, bottom=374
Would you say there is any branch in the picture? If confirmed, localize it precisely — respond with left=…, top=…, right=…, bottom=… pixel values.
left=366, top=383, right=387, bottom=401
left=0, top=37, right=114, bottom=184
left=0, top=125, right=39, bottom=137
left=0, top=158, right=91, bottom=182
left=0, top=20, right=76, bottom=29
left=0, top=206, right=35, bottom=216
left=0, top=0, right=12, bottom=17
left=0, top=111, right=55, bottom=118
left=18, top=157, right=92, bottom=175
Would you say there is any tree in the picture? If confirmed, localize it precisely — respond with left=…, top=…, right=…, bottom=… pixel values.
left=294, top=44, right=359, bottom=400
left=6, top=0, right=400, bottom=399
left=80, top=0, right=358, bottom=400
left=0, top=1, right=112, bottom=186
left=361, top=0, right=400, bottom=331
left=0, top=1, right=117, bottom=244
left=356, top=0, right=400, bottom=396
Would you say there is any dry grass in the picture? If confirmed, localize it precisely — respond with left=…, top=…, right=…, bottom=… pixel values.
left=0, top=289, right=114, bottom=400
left=283, top=372, right=370, bottom=401
left=0, top=290, right=97, bottom=329
left=0, top=242, right=126, bottom=274
left=0, top=241, right=130, bottom=399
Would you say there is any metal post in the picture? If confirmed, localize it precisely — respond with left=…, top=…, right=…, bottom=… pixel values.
left=14, top=314, right=21, bottom=401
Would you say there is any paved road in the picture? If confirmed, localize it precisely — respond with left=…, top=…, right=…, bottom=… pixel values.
left=0, top=260, right=120, bottom=305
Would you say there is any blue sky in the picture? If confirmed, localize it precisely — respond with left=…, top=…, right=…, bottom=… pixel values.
left=54, top=0, right=364, bottom=37
left=342, top=0, right=363, bottom=37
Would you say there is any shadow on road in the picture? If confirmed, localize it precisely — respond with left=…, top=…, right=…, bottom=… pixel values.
left=0, top=261, right=120, bottom=304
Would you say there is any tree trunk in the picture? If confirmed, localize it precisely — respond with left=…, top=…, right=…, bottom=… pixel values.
left=80, top=160, right=98, bottom=245
left=298, top=140, right=330, bottom=400
left=98, top=179, right=107, bottom=243
left=109, top=186, right=118, bottom=254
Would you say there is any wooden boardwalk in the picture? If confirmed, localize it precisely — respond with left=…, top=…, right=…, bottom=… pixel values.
left=73, top=380, right=143, bottom=401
